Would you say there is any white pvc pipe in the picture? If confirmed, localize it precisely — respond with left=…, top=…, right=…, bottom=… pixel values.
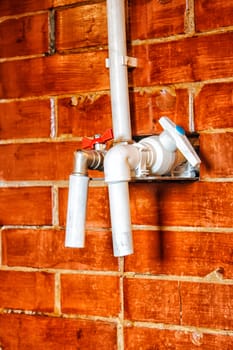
left=65, top=174, right=89, bottom=248
left=107, top=0, right=132, bottom=141
left=104, top=144, right=140, bottom=256
left=108, top=181, right=133, bottom=256
left=105, top=0, right=137, bottom=256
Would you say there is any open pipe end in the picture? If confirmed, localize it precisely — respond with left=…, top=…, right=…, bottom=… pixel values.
left=108, top=181, right=134, bottom=257
left=65, top=174, right=89, bottom=248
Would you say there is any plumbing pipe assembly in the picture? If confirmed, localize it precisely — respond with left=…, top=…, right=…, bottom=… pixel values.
left=65, top=0, right=201, bottom=256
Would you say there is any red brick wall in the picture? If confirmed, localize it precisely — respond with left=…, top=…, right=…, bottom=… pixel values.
left=0, top=0, right=233, bottom=349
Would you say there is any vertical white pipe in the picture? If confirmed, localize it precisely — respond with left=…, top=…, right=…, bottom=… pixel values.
left=108, top=181, right=133, bottom=256
left=104, top=144, right=140, bottom=256
left=107, top=0, right=132, bottom=141
left=65, top=174, right=89, bottom=247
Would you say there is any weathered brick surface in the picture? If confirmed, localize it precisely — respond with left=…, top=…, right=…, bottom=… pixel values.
left=130, top=182, right=233, bottom=228
left=0, top=0, right=53, bottom=15
left=56, top=2, right=107, bottom=51
left=2, top=228, right=118, bottom=271
left=0, top=187, right=52, bottom=225
left=200, top=133, right=233, bottom=178
left=0, top=99, right=51, bottom=139
left=57, top=89, right=189, bottom=137
left=0, top=52, right=109, bottom=99
left=195, top=0, right=233, bottom=32
left=0, top=0, right=89, bottom=15
left=0, top=270, right=54, bottom=311
left=55, top=0, right=186, bottom=52
left=59, top=181, right=233, bottom=234
left=124, top=278, right=180, bottom=324
left=0, top=14, right=49, bottom=58
left=57, top=94, right=112, bottom=137
left=128, top=0, right=186, bottom=40
left=125, top=279, right=233, bottom=329
left=0, top=314, right=117, bottom=350
left=181, top=282, right=233, bottom=329
left=132, top=32, right=233, bottom=85
left=195, top=83, right=233, bottom=131
left=125, top=230, right=233, bottom=279
left=53, top=0, right=85, bottom=6
left=61, top=274, right=120, bottom=317
left=131, top=88, right=189, bottom=135
left=0, top=141, right=80, bottom=181
left=125, top=326, right=233, bottom=350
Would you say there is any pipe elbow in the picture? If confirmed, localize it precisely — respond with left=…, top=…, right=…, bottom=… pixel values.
left=104, top=143, right=140, bottom=183
left=73, top=149, right=104, bottom=175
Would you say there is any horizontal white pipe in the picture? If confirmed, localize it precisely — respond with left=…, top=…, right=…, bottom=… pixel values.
left=108, top=181, right=133, bottom=257
left=107, top=0, right=132, bottom=141
left=65, top=174, right=89, bottom=248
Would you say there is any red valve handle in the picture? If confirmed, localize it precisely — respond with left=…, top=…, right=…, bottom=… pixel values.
left=82, top=128, right=114, bottom=149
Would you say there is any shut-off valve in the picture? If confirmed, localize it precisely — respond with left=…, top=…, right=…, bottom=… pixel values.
left=65, top=117, right=200, bottom=256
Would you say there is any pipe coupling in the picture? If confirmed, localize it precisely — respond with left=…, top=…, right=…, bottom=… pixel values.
left=73, top=149, right=104, bottom=175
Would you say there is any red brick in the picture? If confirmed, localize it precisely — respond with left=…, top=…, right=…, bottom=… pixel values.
left=0, top=51, right=109, bottom=99
left=0, top=270, right=54, bottom=312
left=0, top=99, right=51, bottom=139
left=0, top=314, right=117, bottom=350
left=200, top=133, right=233, bottom=178
left=125, top=230, right=233, bottom=278
left=0, top=0, right=85, bottom=15
left=0, top=187, right=52, bottom=225
left=56, top=3, right=107, bottom=51
left=57, top=94, right=112, bottom=137
left=131, top=88, right=189, bottom=135
left=124, top=278, right=180, bottom=323
left=0, top=0, right=53, bottom=15
left=195, top=0, right=233, bottom=32
left=60, top=181, right=233, bottom=234
left=61, top=274, right=120, bottom=317
left=0, top=141, right=80, bottom=181
left=128, top=0, right=186, bottom=40
left=181, top=282, right=233, bottom=329
left=57, top=89, right=189, bottom=138
left=0, top=14, right=49, bottom=58
left=195, top=83, right=233, bottom=131
left=132, top=32, right=233, bottom=85
left=125, top=326, right=233, bottom=350
left=59, top=186, right=111, bottom=228
left=130, top=182, right=233, bottom=228
left=2, top=228, right=118, bottom=271
left=53, top=0, right=84, bottom=6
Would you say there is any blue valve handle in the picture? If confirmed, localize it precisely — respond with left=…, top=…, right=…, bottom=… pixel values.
left=175, top=125, right=185, bottom=135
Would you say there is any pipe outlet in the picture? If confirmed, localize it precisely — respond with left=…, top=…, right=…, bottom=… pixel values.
left=65, top=149, right=105, bottom=248
left=104, top=143, right=141, bottom=256
left=65, top=174, right=89, bottom=248
left=108, top=181, right=133, bottom=256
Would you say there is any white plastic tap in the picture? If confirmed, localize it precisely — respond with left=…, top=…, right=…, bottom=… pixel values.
left=138, top=117, right=201, bottom=176
left=159, top=116, right=201, bottom=167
